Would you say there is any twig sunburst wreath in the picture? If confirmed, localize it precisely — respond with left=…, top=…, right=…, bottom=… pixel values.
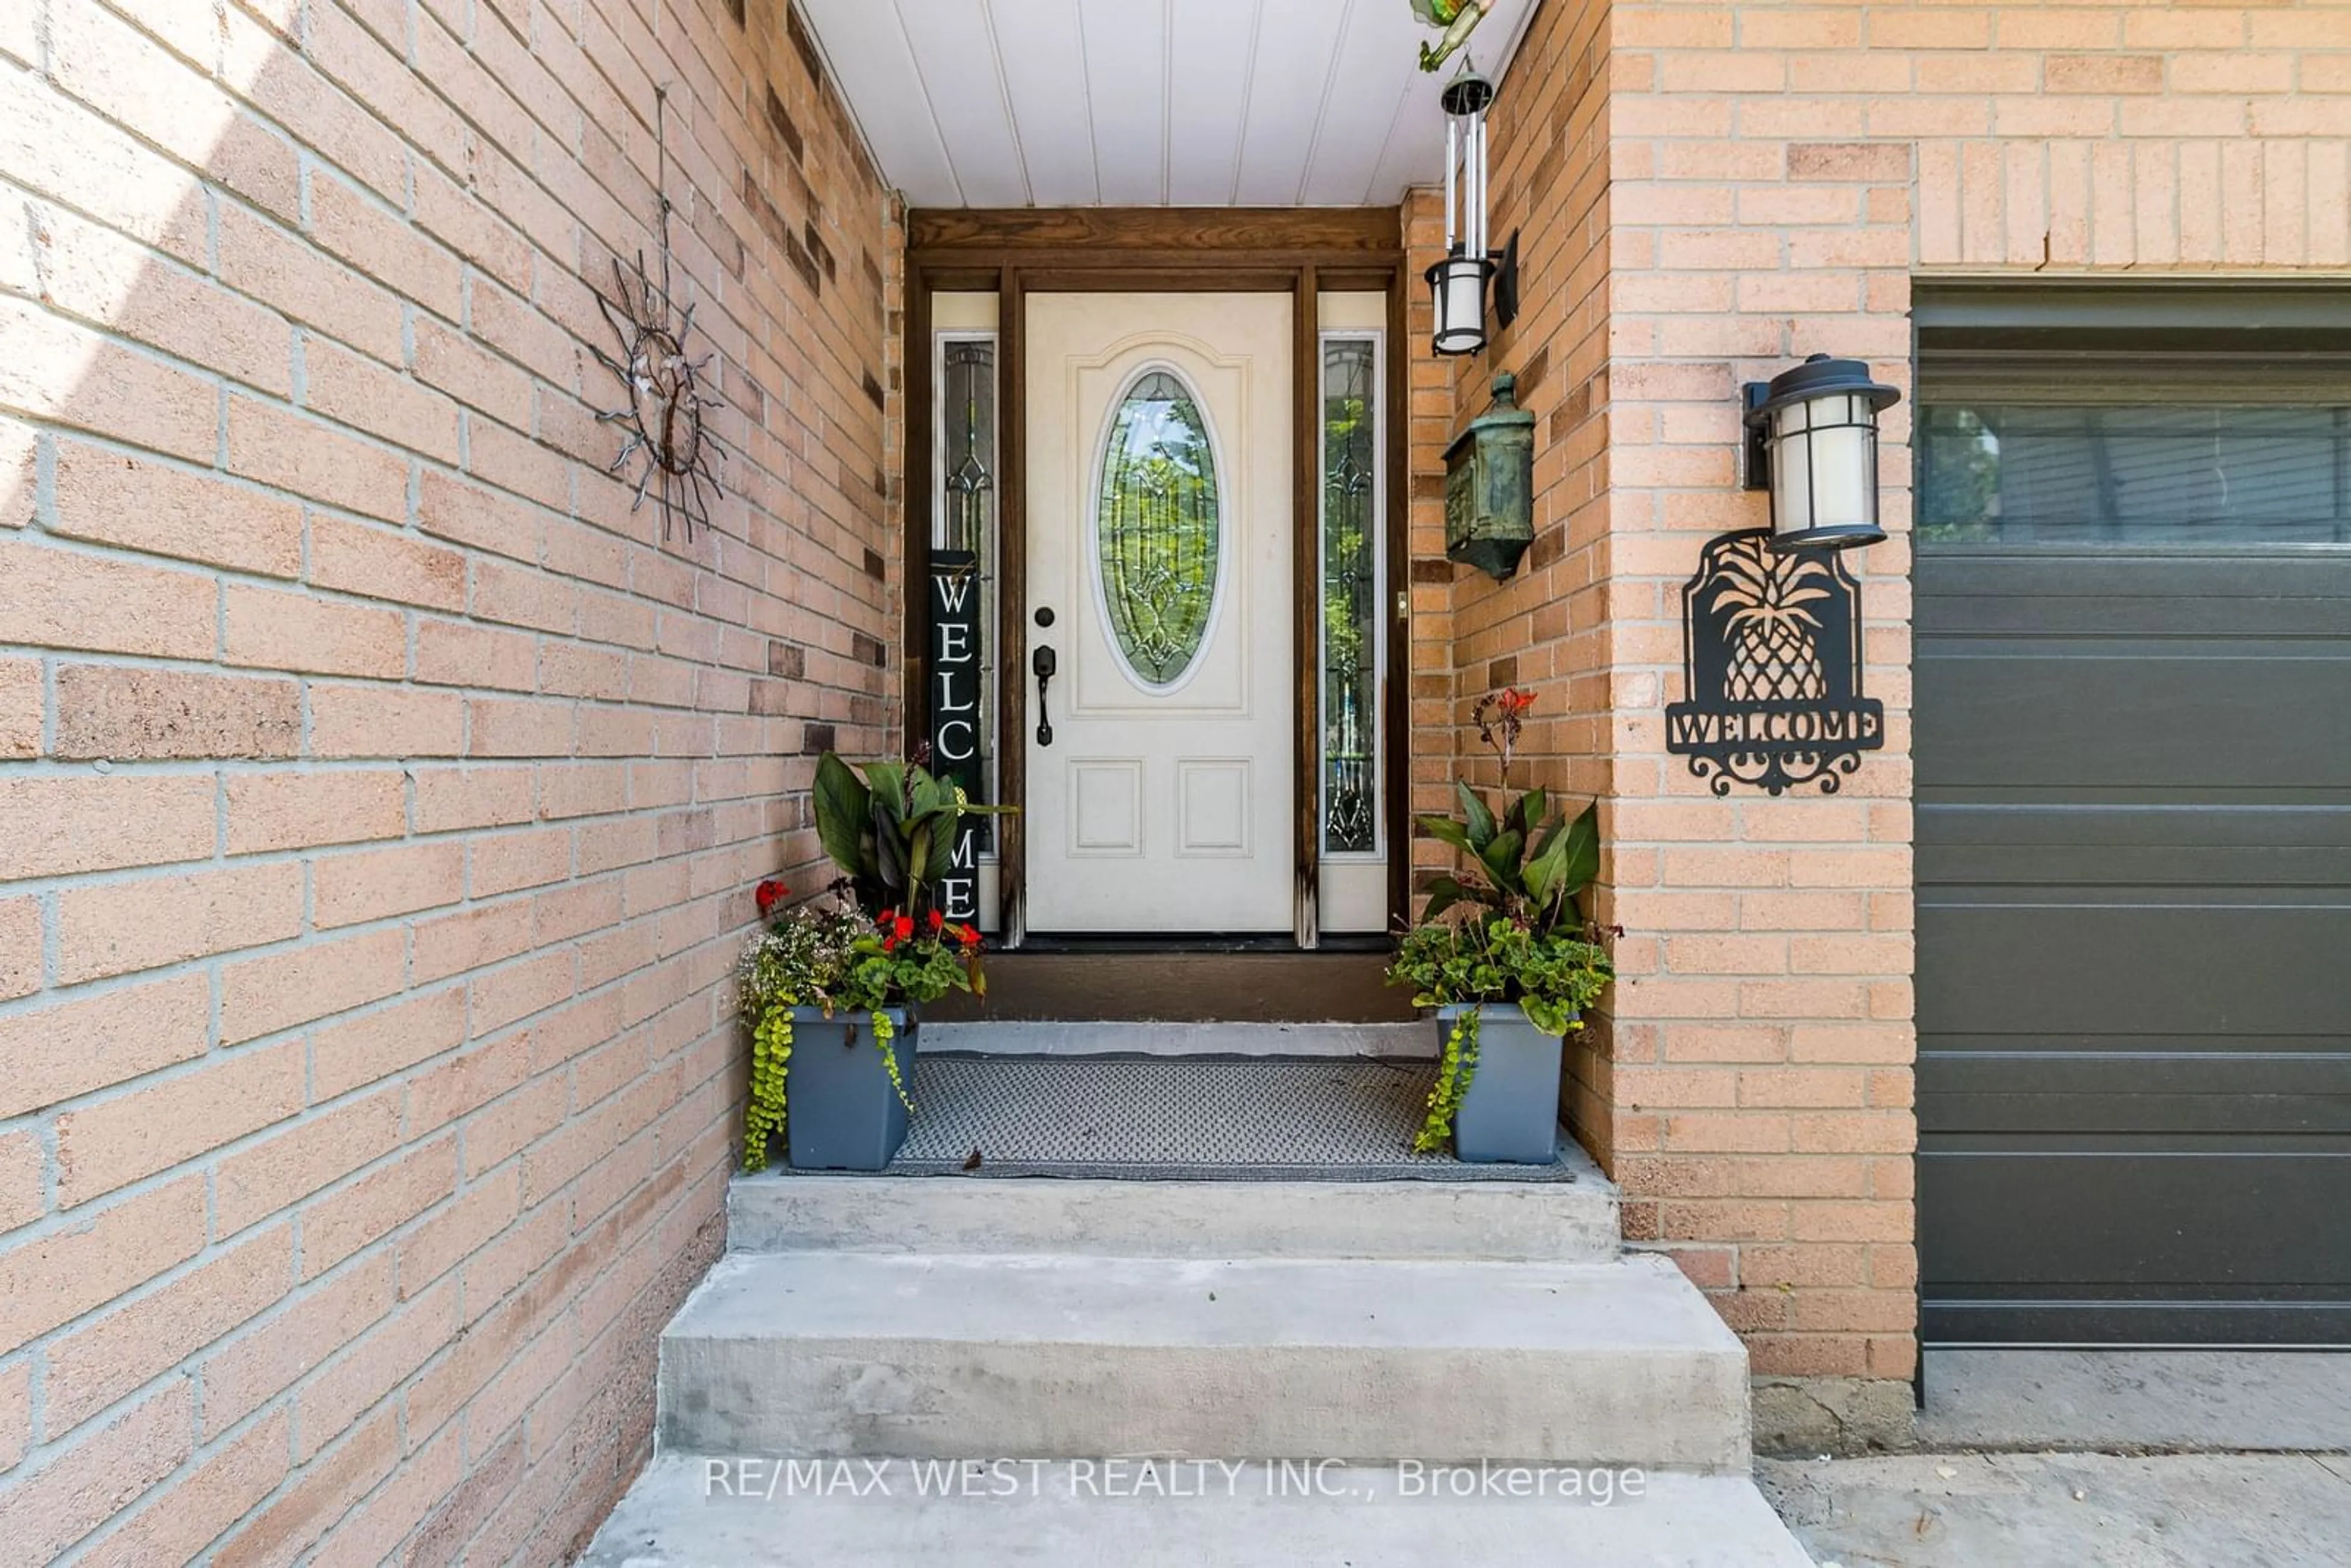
left=591, top=85, right=725, bottom=544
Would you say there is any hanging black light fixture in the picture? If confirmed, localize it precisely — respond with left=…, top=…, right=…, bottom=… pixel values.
left=1427, top=62, right=1518, bottom=358
left=1742, top=354, right=1901, bottom=550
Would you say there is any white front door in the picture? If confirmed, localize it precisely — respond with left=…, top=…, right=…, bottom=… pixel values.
left=1024, top=293, right=1293, bottom=934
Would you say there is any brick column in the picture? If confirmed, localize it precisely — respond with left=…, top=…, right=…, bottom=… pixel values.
left=1599, top=0, right=2344, bottom=1452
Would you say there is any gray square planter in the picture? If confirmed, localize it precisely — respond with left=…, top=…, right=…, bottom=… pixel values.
left=1438, top=1003, right=1565, bottom=1164
left=786, top=1006, right=917, bottom=1172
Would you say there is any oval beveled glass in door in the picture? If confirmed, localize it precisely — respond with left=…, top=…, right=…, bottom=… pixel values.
left=1095, top=368, right=1221, bottom=689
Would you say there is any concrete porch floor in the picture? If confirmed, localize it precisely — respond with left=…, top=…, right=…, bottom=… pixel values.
left=1761, top=1351, right=2351, bottom=1568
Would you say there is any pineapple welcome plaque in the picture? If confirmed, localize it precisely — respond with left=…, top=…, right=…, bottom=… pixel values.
left=1665, top=528, right=1883, bottom=796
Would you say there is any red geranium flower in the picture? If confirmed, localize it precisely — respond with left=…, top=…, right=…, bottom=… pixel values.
left=953, top=923, right=982, bottom=950
left=878, top=910, right=914, bottom=951
left=754, top=879, right=786, bottom=916
left=926, top=909, right=945, bottom=934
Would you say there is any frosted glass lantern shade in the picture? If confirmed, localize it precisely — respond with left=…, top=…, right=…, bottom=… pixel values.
left=1427, top=253, right=1491, bottom=358
left=1770, top=395, right=1874, bottom=539
left=1744, top=356, right=1900, bottom=551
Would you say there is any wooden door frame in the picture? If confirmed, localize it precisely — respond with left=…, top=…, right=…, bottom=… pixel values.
left=903, top=208, right=1409, bottom=948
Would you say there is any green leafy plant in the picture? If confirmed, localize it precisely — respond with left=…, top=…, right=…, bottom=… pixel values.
left=814, top=752, right=1011, bottom=920
left=1416, top=690, right=1600, bottom=939
left=1390, top=916, right=1614, bottom=1038
left=1389, top=687, right=1615, bottom=1153
left=1418, top=780, right=1600, bottom=938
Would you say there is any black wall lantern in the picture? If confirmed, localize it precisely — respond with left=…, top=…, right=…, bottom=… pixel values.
left=1426, top=63, right=1519, bottom=358
left=1742, top=354, right=1900, bottom=550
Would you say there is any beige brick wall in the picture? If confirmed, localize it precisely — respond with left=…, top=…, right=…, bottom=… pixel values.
left=1614, top=0, right=2349, bottom=1416
left=0, top=0, right=898, bottom=1556
left=1420, top=0, right=2349, bottom=1435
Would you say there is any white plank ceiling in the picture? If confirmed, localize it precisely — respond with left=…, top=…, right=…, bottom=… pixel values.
left=792, top=0, right=1544, bottom=208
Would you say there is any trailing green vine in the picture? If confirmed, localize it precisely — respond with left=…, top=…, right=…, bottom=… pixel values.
left=743, top=1007, right=794, bottom=1169
left=868, top=1008, right=912, bottom=1115
left=1414, top=1007, right=1481, bottom=1153
left=738, top=903, right=866, bottom=1172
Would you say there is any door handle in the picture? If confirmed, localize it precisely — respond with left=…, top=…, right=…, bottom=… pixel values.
left=1032, top=645, right=1057, bottom=747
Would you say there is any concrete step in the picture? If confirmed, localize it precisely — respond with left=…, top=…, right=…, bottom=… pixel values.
left=658, top=1251, right=1750, bottom=1469
left=728, top=1163, right=1620, bottom=1262
left=920, top=1020, right=1434, bottom=1056
left=582, top=1455, right=1814, bottom=1567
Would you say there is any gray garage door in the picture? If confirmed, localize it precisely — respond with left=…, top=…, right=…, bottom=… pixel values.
left=1914, top=285, right=2351, bottom=1345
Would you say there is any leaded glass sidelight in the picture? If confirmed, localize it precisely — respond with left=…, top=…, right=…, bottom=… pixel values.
left=1096, top=369, right=1221, bottom=688
left=936, top=336, right=997, bottom=847
left=940, top=340, right=996, bottom=554
left=1321, top=338, right=1381, bottom=855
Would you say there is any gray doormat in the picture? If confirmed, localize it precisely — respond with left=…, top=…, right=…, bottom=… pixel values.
left=850, top=1054, right=1578, bottom=1182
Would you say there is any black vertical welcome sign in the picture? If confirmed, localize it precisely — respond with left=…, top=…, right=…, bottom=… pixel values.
left=928, top=549, right=983, bottom=923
